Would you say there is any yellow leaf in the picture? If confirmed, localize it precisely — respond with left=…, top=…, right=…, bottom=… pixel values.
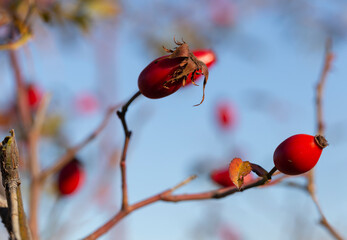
left=229, top=158, right=252, bottom=189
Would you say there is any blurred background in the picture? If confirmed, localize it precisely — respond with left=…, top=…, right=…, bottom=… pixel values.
left=0, top=0, right=347, bottom=239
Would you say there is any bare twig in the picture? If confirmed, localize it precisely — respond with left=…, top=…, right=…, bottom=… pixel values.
left=83, top=169, right=277, bottom=239
left=0, top=130, right=32, bottom=240
left=307, top=38, right=344, bottom=240
left=116, top=91, right=141, bottom=210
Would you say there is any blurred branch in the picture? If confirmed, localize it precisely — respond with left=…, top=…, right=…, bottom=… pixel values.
left=9, top=50, right=31, bottom=132
left=39, top=102, right=123, bottom=182
left=315, top=38, right=334, bottom=136
left=0, top=130, right=32, bottom=240
left=27, top=94, right=50, bottom=240
left=116, top=91, right=142, bottom=210
left=306, top=38, right=344, bottom=240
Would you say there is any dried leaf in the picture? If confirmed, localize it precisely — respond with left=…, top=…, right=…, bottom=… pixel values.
left=228, top=158, right=252, bottom=189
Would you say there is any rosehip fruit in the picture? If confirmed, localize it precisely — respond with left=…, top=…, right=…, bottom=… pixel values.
left=210, top=168, right=253, bottom=187
left=138, top=40, right=214, bottom=100
left=26, top=84, right=42, bottom=108
left=58, top=158, right=85, bottom=195
left=273, top=134, right=328, bottom=175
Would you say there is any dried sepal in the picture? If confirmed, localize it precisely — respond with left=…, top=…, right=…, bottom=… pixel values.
left=162, top=39, right=209, bottom=105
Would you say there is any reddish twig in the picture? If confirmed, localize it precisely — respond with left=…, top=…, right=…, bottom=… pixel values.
left=39, top=103, right=123, bottom=182
left=8, top=50, right=31, bottom=132
left=116, top=91, right=142, bottom=210
left=306, top=38, right=344, bottom=240
left=83, top=169, right=277, bottom=239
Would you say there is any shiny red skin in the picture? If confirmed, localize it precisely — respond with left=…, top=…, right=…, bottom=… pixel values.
left=138, top=49, right=216, bottom=99
left=210, top=168, right=253, bottom=187
left=216, top=101, right=235, bottom=129
left=58, top=159, right=85, bottom=195
left=273, top=134, right=323, bottom=175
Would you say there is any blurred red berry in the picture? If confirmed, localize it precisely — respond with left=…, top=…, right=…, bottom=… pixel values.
left=216, top=101, right=236, bottom=130
left=26, top=84, right=42, bottom=108
left=209, top=0, right=235, bottom=27
left=58, top=159, right=85, bottom=195
left=75, top=92, right=99, bottom=114
left=211, top=168, right=253, bottom=187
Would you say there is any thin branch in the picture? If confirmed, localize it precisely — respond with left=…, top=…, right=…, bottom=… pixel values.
left=83, top=167, right=277, bottom=239
left=316, top=38, right=334, bottom=136
left=307, top=38, right=344, bottom=240
left=39, top=103, right=123, bottom=182
left=116, top=91, right=142, bottom=210
left=27, top=94, right=50, bottom=240
left=8, top=50, right=31, bottom=132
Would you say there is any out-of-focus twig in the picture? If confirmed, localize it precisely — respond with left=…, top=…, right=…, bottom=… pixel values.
left=306, top=38, right=344, bottom=240
left=39, top=102, right=123, bottom=182
left=0, top=130, right=32, bottom=240
left=315, top=38, right=334, bottom=136
left=8, top=50, right=31, bottom=132
left=27, top=94, right=50, bottom=240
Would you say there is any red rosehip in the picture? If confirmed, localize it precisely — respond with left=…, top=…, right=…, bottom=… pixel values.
left=26, top=84, right=42, bottom=108
left=138, top=55, right=183, bottom=99
left=58, top=159, right=85, bottom=195
left=273, top=134, right=328, bottom=175
left=216, top=101, right=236, bottom=129
left=210, top=168, right=253, bottom=187
left=138, top=40, right=214, bottom=101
